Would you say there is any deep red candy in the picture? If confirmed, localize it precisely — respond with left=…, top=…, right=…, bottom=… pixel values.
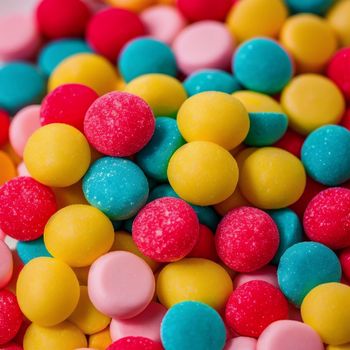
left=274, top=129, right=304, bottom=158
left=340, top=248, right=350, bottom=281
left=107, top=337, right=163, bottom=350
left=225, top=280, right=289, bottom=338
left=40, top=84, right=98, bottom=132
left=341, top=108, right=350, bottom=131
left=0, top=177, right=57, bottom=241
left=0, top=110, right=10, bottom=147
left=0, top=344, right=22, bottom=350
left=304, top=187, right=350, bottom=250
left=215, top=207, right=279, bottom=272
left=132, top=197, right=200, bottom=262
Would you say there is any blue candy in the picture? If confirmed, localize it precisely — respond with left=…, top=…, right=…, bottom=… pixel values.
left=161, top=301, right=226, bottom=350
left=285, top=0, right=334, bottom=15
left=83, top=157, right=149, bottom=220
left=277, top=242, right=341, bottom=306
left=17, top=237, right=51, bottom=264
left=301, top=125, right=350, bottom=186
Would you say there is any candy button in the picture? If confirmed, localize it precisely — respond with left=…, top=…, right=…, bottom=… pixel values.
left=233, top=91, right=283, bottom=113
left=0, top=240, right=13, bottom=289
left=17, top=237, right=51, bottom=264
left=89, top=328, right=112, bottom=350
left=327, top=0, right=350, bottom=47
left=0, top=151, right=16, bottom=186
left=233, top=265, right=278, bottom=289
left=225, top=337, right=257, bottom=350
left=105, top=0, right=156, bottom=11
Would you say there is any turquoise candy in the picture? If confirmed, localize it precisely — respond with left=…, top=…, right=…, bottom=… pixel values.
left=17, top=237, right=51, bottom=264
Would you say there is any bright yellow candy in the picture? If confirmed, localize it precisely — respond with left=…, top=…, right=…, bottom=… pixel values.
left=280, top=14, right=337, bottom=73
left=49, top=53, right=119, bottom=96
left=281, top=74, right=345, bottom=135
left=17, top=257, right=80, bottom=326
left=328, top=344, right=350, bottom=350
left=24, top=124, right=91, bottom=187
left=52, top=181, right=88, bottom=209
left=214, top=187, right=251, bottom=216
left=168, top=141, right=238, bottom=206
left=89, top=328, right=112, bottom=350
left=233, top=91, right=283, bottom=113
left=327, top=0, right=350, bottom=47
left=301, top=283, right=350, bottom=346
left=177, top=92, right=249, bottom=150
left=0, top=150, right=16, bottom=185
left=44, top=204, right=114, bottom=267
left=105, top=0, right=155, bottom=11
left=226, top=0, right=288, bottom=42
left=24, top=321, right=87, bottom=350
left=157, top=258, right=233, bottom=311
left=124, top=73, right=187, bottom=117
left=239, top=147, right=306, bottom=209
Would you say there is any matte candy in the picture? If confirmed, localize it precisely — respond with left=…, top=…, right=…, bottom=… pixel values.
left=0, top=110, right=10, bottom=147
left=0, top=240, right=13, bottom=289
left=233, top=91, right=283, bottom=113
left=0, top=151, right=16, bottom=186
left=105, top=0, right=155, bottom=11
left=107, top=337, right=163, bottom=350
left=285, top=0, right=333, bottom=15
left=225, top=337, right=257, bottom=350
left=89, top=328, right=113, bottom=350
left=327, top=0, right=350, bottom=47
left=17, top=237, right=51, bottom=265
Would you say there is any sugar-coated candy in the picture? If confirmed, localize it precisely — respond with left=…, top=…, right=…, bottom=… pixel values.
left=327, top=0, right=350, bottom=47
left=0, top=151, right=16, bottom=186
left=107, top=337, right=163, bottom=350
left=0, top=241, right=13, bottom=289
left=225, top=337, right=257, bottom=350
left=161, top=301, right=226, bottom=350
left=0, top=177, right=57, bottom=241
left=0, top=110, right=10, bottom=147
left=89, top=328, right=113, bottom=350
left=17, top=237, right=51, bottom=265
left=233, top=265, right=278, bottom=289
left=274, top=128, right=304, bottom=158
left=285, top=0, right=333, bottom=15
left=132, top=197, right=199, bottom=262
left=187, top=225, right=217, bottom=261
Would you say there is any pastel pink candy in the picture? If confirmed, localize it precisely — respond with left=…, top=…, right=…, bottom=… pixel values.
left=173, top=20, right=234, bottom=75
left=17, top=162, right=31, bottom=177
left=225, top=337, right=257, bottom=350
left=233, top=265, right=278, bottom=289
left=110, top=302, right=166, bottom=343
left=257, top=320, right=324, bottom=350
left=0, top=240, right=13, bottom=289
left=88, top=251, right=155, bottom=319
left=9, top=105, right=41, bottom=157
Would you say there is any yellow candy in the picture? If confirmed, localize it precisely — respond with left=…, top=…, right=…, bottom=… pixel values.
left=239, top=147, right=306, bottom=209
left=124, top=73, right=187, bottom=117
left=105, top=0, right=155, bottom=11
left=281, top=74, right=345, bottom=135
left=17, top=257, right=80, bottom=326
left=328, top=344, right=350, bottom=350
left=73, top=265, right=91, bottom=285
left=233, top=91, right=283, bottom=113
left=168, top=141, right=238, bottom=206
left=24, top=124, right=91, bottom=187
left=301, top=283, right=350, bottom=346
left=214, top=187, right=251, bottom=216
left=69, top=286, right=110, bottom=335
left=24, top=321, right=87, bottom=350
left=52, top=181, right=88, bottom=209
left=177, top=92, right=249, bottom=150
left=89, top=328, right=112, bottom=350
left=226, top=0, right=288, bottom=42
left=44, top=204, right=114, bottom=267
left=327, top=0, right=350, bottom=47
left=49, top=53, right=119, bottom=96
left=280, top=14, right=337, bottom=73
left=0, top=150, right=16, bottom=185
left=157, top=258, right=233, bottom=311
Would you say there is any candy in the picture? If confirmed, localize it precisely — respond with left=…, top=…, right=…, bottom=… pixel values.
left=17, top=237, right=51, bottom=264
left=340, top=249, right=350, bottom=281
left=0, top=241, right=13, bottom=289
left=187, top=225, right=217, bottom=261
left=273, top=128, right=304, bottom=158
left=0, top=110, right=10, bottom=147
left=233, top=265, right=278, bottom=289
left=0, top=151, right=16, bottom=186
left=89, top=328, right=112, bottom=350
left=225, top=337, right=257, bottom=350
left=285, top=0, right=333, bottom=15
left=52, top=181, right=89, bottom=209
left=326, top=0, right=350, bottom=47
left=105, top=0, right=156, bottom=11
left=107, top=337, right=163, bottom=350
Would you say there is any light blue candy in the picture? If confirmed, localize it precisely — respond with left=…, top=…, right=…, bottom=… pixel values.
left=184, top=69, right=241, bottom=97
left=277, top=242, right=341, bottom=306
left=161, top=301, right=226, bottom=350
left=301, top=125, right=350, bottom=186
left=136, top=117, right=185, bottom=182
left=17, top=237, right=51, bottom=264
left=245, top=112, right=288, bottom=146
left=118, top=38, right=177, bottom=83
left=0, top=62, right=46, bottom=114
left=233, top=38, right=293, bottom=94
left=83, top=157, right=149, bottom=220
left=285, top=0, right=334, bottom=15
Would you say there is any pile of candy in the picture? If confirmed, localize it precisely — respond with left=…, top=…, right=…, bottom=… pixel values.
left=1, top=0, right=350, bottom=349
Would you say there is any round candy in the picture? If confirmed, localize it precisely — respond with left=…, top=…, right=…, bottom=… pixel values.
left=0, top=177, right=57, bottom=241
left=161, top=301, right=226, bottom=350
left=168, top=141, right=238, bottom=206
left=188, top=225, right=217, bottom=261
left=107, top=337, right=163, bottom=350
left=83, top=157, right=149, bottom=220
left=89, top=328, right=113, bottom=350
left=17, top=237, right=51, bottom=264
left=327, top=345, right=350, bottom=350
left=0, top=110, right=10, bottom=147
left=0, top=240, right=12, bottom=289
left=233, top=265, right=278, bottom=289
left=105, top=0, right=155, bottom=11
left=0, top=151, right=16, bottom=186
left=17, top=257, right=80, bottom=326
left=225, top=337, right=257, bottom=350
left=52, top=181, right=89, bottom=209
left=278, top=242, right=341, bottom=306
left=274, top=128, right=304, bottom=158
left=225, top=280, right=289, bottom=337
left=132, top=197, right=199, bottom=262
left=216, top=207, right=279, bottom=272
left=233, top=91, right=283, bottom=113
left=84, top=91, right=155, bottom=157
left=40, top=83, right=98, bottom=132
left=285, top=0, right=333, bottom=14
left=327, top=0, right=350, bottom=47
left=44, top=204, right=114, bottom=267
left=86, top=8, right=145, bottom=61
left=88, top=251, right=155, bottom=319
left=173, top=21, right=234, bottom=75
left=233, top=38, right=292, bottom=94
left=301, top=283, right=350, bottom=345
left=340, top=248, right=350, bottom=281
left=239, top=147, right=306, bottom=209
left=0, top=344, right=23, bottom=350
left=177, top=92, right=249, bottom=150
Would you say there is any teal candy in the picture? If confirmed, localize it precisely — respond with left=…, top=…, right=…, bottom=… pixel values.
left=17, top=237, right=51, bottom=264
left=38, top=39, right=92, bottom=77
left=136, top=117, right=185, bottom=182
left=277, top=242, right=341, bottom=307
left=118, top=38, right=177, bottom=83
left=83, top=157, right=149, bottom=221
left=184, top=69, right=241, bottom=96
left=0, top=62, right=46, bottom=114
left=233, top=38, right=293, bottom=94
left=285, top=0, right=334, bottom=15
left=244, top=112, right=288, bottom=146
left=301, top=125, right=350, bottom=186
left=161, top=301, right=226, bottom=350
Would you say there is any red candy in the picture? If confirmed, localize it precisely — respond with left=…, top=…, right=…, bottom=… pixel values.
left=0, top=110, right=10, bottom=147
left=341, top=108, right=350, bottom=131
left=0, top=290, right=22, bottom=345
left=84, top=91, right=155, bottom=157
left=215, top=207, right=279, bottom=272
left=107, top=337, right=163, bottom=350
left=40, top=84, right=98, bottom=132
left=0, top=344, right=22, bottom=350
left=86, top=8, right=145, bottom=61
left=274, top=129, right=304, bottom=158
left=304, top=187, right=350, bottom=249
left=340, top=248, right=350, bottom=281
left=0, top=177, right=57, bottom=241
left=36, top=0, right=91, bottom=39
left=225, top=280, right=289, bottom=338
left=132, top=197, right=200, bottom=262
